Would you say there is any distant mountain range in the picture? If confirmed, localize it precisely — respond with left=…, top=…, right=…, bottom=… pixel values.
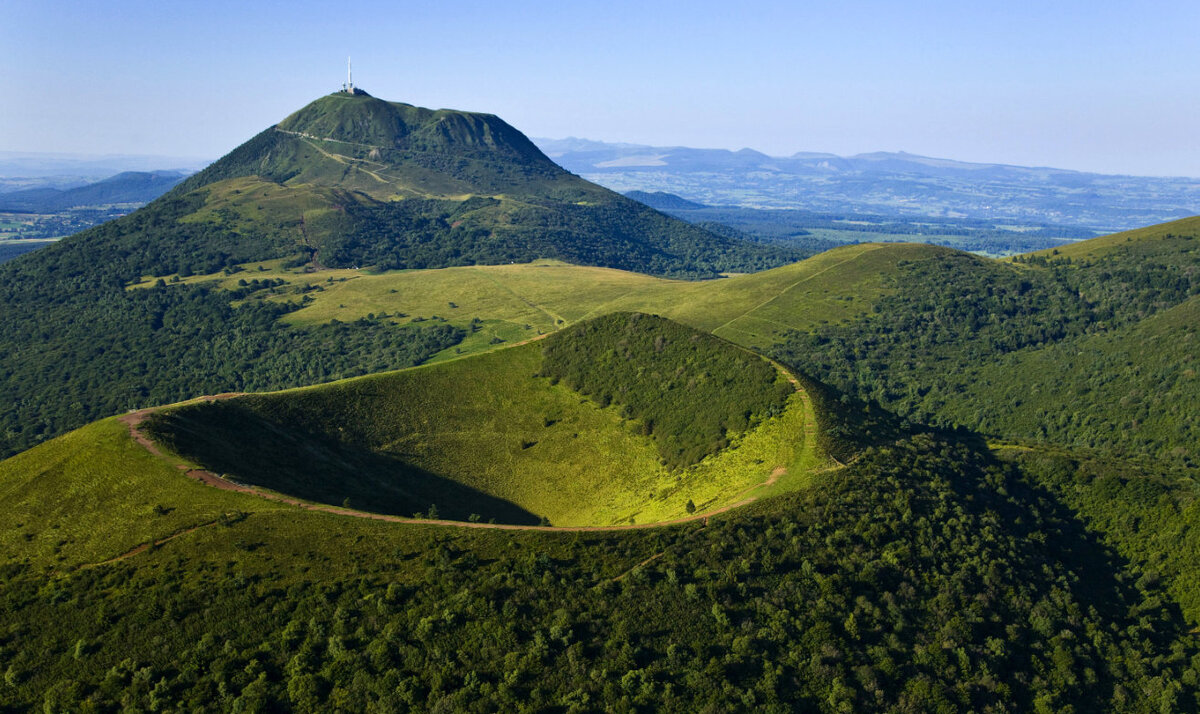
left=536, top=138, right=1200, bottom=231
left=0, top=170, right=189, bottom=212
left=0, top=150, right=207, bottom=183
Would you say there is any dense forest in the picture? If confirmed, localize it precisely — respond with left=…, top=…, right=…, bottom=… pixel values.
left=0, top=196, right=468, bottom=456
left=1005, top=448, right=1200, bottom=624
left=332, top=197, right=799, bottom=278
left=539, top=313, right=794, bottom=469
left=2, top=424, right=1198, bottom=712
left=773, top=234, right=1200, bottom=466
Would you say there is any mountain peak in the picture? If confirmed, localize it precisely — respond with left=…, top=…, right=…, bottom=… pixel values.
left=275, top=93, right=548, bottom=163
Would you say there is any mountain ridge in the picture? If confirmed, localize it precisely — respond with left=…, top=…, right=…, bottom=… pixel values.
left=537, top=136, right=1200, bottom=230
left=0, top=170, right=189, bottom=212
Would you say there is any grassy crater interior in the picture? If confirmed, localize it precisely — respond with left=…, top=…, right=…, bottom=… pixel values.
left=145, top=314, right=827, bottom=526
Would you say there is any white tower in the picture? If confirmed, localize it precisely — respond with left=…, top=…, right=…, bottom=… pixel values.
left=345, top=57, right=354, bottom=93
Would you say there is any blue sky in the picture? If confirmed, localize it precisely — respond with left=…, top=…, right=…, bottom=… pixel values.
left=3, top=0, right=1198, bottom=176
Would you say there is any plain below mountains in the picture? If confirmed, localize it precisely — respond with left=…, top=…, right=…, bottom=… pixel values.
left=539, top=136, right=1200, bottom=231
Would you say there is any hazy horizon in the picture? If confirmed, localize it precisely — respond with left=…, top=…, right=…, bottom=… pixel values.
left=4, top=0, right=1199, bottom=177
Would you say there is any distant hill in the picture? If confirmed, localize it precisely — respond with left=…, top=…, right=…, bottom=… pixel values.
left=158, top=91, right=796, bottom=278
left=0, top=150, right=208, bottom=186
left=624, top=190, right=707, bottom=210
left=0, top=170, right=189, bottom=211
left=537, top=137, right=1200, bottom=231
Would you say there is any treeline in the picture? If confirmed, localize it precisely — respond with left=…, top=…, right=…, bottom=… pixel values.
left=773, top=239, right=1200, bottom=464
left=3, top=432, right=1197, bottom=711
left=336, top=196, right=800, bottom=279
left=0, top=278, right=464, bottom=457
left=539, top=313, right=795, bottom=469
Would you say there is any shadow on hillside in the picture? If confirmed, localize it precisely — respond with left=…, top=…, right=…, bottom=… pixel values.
left=935, top=436, right=1196, bottom=676
left=787, top=365, right=1195, bottom=667
left=144, top=401, right=542, bottom=526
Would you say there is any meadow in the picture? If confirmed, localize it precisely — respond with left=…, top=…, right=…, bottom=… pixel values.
left=129, top=241, right=943, bottom=362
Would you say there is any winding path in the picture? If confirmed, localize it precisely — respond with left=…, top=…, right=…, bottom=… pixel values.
left=117, top=400, right=793, bottom=533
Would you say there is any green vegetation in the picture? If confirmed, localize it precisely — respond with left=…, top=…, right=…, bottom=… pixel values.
left=0, top=230, right=938, bottom=459
left=0, top=238, right=56, bottom=265
left=140, top=241, right=931, bottom=355
left=168, top=92, right=799, bottom=280
left=773, top=221, right=1200, bottom=466
left=2, top=411, right=1198, bottom=711
left=1023, top=215, right=1200, bottom=262
left=1000, top=447, right=1200, bottom=624
left=6, top=88, right=1200, bottom=711
left=0, top=417, right=292, bottom=570
left=539, top=313, right=793, bottom=469
left=0, top=90, right=810, bottom=457
left=0, top=273, right=464, bottom=458
left=759, top=217, right=1200, bottom=640
left=957, top=295, right=1199, bottom=463
left=142, top=316, right=824, bottom=527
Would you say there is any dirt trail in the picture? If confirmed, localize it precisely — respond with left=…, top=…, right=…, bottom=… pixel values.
left=612, top=551, right=667, bottom=582
left=115, top=350, right=840, bottom=537
left=82, top=519, right=223, bottom=568
left=118, top=395, right=787, bottom=533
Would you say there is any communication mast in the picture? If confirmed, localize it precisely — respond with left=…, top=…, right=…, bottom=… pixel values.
left=343, top=57, right=354, bottom=93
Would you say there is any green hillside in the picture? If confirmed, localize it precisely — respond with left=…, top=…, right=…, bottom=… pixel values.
left=1023, top=214, right=1200, bottom=263
left=6, top=222, right=1200, bottom=709
left=0, top=90, right=811, bottom=458
left=954, top=295, right=1199, bottom=462
left=133, top=241, right=935, bottom=357
left=141, top=314, right=824, bottom=527
left=2, top=368, right=1198, bottom=711
left=166, top=91, right=797, bottom=279
left=761, top=219, right=1200, bottom=624
left=774, top=218, right=1200, bottom=466
left=538, top=313, right=795, bottom=469
left=0, top=236, right=937, bottom=459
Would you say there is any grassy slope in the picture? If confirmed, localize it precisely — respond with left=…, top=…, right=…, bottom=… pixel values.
left=0, top=341, right=825, bottom=572
left=1023, top=214, right=1200, bottom=262
left=3, top=421, right=1198, bottom=712
left=144, top=338, right=828, bottom=528
left=955, top=294, right=1199, bottom=462
left=0, top=412, right=602, bottom=578
left=0, top=418, right=292, bottom=570
left=131, top=242, right=941, bottom=361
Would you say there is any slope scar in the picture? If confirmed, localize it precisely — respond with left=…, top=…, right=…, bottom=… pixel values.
left=470, top=268, right=566, bottom=327
left=711, top=245, right=887, bottom=337
left=298, top=137, right=394, bottom=186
